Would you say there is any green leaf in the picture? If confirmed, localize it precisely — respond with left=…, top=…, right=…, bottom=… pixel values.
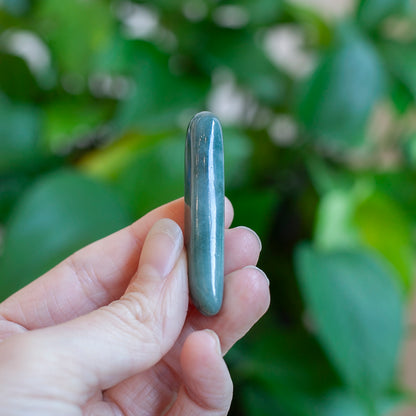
left=315, top=189, right=360, bottom=250
left=0, top=170, right=131, bottom=300
left=203, top=29, right=285, bottom=105
left=319, top=390, right=399, bottom=416
left=298, top=24, right=385, bottom=147
left=0, top=52, right=38, bottom=100
left=357, top=0, right=409, bottom=29
left=222, top=128, right=253, bottom=189
left=218, top=0, right=282, bottom=26
left=295, top=245, right=404, bottom=397
left=114, top=135, right=185, bottom=218
left=354, top=192, right=413, bottom=290
left=34, top=0, right=114, bottom=75
left=0, top=174, right=32, bottom=222
left=229, top=318, right=339, bottom=416
left=381, top=41, right=416, bottom=101
left=113, top=41, right=209, bottom=132
left=230, top=187, right=279, bottom=240
left=0, top=0, right=30, bottom=15
left=42, top=98, right=111, bottom=153
left=0, top=96, right=44, bottom=174
left=315, top=184, right=414, bottom=290
left=110, top=127, right=252, bottom=217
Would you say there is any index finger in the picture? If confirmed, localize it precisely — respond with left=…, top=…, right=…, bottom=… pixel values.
left=0, top=198, right=234, bottom=330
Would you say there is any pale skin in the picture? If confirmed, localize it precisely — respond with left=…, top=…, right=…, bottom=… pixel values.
left=0, top=198, right=270, bottom=416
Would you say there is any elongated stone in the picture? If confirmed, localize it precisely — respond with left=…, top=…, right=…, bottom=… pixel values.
left=185, top=111, right=224, bottom=316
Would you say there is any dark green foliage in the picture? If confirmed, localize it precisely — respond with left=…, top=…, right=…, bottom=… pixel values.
left=0, top=0, right=415, bottom=414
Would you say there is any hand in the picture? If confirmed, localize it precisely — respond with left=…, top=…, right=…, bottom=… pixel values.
left=0, top=198, right=270, bottom=416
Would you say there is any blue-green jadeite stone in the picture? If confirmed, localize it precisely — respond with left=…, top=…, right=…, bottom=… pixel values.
left=185, top=111, right=224, bottom=316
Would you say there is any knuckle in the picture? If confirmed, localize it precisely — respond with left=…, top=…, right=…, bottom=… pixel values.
left=103, top=292, right=163, bottom=345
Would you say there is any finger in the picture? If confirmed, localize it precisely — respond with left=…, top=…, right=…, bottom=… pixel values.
left=166, top=330, right=232, bottom=416
left=1, top=219, right=189, bottom=396
left=223, top=226, right=261, bottom=274
left=103, top=265, right=270, bottom=414
left=0, top=197, right=234, bottom=330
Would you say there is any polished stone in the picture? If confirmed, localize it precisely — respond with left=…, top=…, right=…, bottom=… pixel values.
left=185, top=111, right=224, bottom=316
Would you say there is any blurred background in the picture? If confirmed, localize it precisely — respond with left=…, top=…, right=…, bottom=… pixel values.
left=1, top=0, right=416, bottom=414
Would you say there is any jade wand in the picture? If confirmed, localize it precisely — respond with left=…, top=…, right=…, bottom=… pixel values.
left=185, top=111, right=225, bottom=316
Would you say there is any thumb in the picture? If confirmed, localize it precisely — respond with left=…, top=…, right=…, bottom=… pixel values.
left=2, top=219, right=189, bottom=398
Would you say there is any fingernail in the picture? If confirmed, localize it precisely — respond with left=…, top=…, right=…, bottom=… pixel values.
left=236, top=226, right=262, bottom=251
left=243, top=265, right=270, bottom=286
left=143, top=218, right=183, bottom=278
left=204, top=329, right=222, bottom=356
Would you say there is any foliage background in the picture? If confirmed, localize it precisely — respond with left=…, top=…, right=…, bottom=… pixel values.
left=0, top=0, right=415, bottom=414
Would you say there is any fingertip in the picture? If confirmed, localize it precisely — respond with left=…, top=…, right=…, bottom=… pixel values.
left=225, top=196, right=234, bottom=228
left=234, top=266, right=271, bottom=318
left=137, top=218, right=184, bottom=280
left=180, top=330, right=232, bottom=412
left=224, top=226, right=263, bottom=274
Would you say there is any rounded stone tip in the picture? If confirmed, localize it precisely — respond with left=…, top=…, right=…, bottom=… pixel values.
left=188, top=111, right=220, bottom=128
left=197, top=296, right=223, bottom=316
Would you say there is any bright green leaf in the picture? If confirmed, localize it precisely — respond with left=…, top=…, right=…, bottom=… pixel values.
left=114, top=136, right=185, bottom=218
left=42, top=98, right=111, bottom=153
left=315, top=183, right=414, bottom=290
left=295, top=245, right=403, bottom=396
left=315, top=189, right=360, bottom=250
left=354, top=192, right=413, bottom=290
left=34, top=0, right=114, bottom=74
left=0, top=170, right=131, bottom=300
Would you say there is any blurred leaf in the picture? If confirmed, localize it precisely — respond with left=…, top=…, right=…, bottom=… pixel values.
left=220, top=0, right=282, bottom=26
left=34, top=0, right=113, bottom=74
left=284, top=2, right=333, bottom=47
left=229, top=318, right=339, bottom=416
left=230, top=187, right=279, bottom=240
left=0, top=52, right=38, bottom=100
left=295, top=245, right=403, bottom=397
left=0, top=170, right=131, bottom=300
left=354, top=192, right=413, bottom=290
left=357, top=0, right=409, bottom=28
left=223, top=128, right=253, bottom=188
left=315, top=183, right=413, bottom=290
left=319, top=390, right=398, bottom=416
left=107, top=127, right=252, bottom=217
left=374, top=171, right=416, bottom=221
left=298, top=23, right=385, bottom=147
left=114, top=135, right=184, bottom=218
left=0, top=174, right=32, bottom=222
left=389, top=79, right=414, bottom=114
left=315, top=189, right=360, bottom=249
left=0, top=96, right=44, bottom=174
left=114, top=41, right=209, bottom=131
left=77, top=130, right=152, bottom=180
left=42, top=98, right=111, bottom=152
left=381, top=41, right=416, bottom=100
left=0, top=0, right=30, bottom=15
left=203, top=29, right=285, bottom=105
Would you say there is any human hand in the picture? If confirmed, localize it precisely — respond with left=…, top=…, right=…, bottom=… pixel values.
left=0, top=198, right=270, bottom=416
